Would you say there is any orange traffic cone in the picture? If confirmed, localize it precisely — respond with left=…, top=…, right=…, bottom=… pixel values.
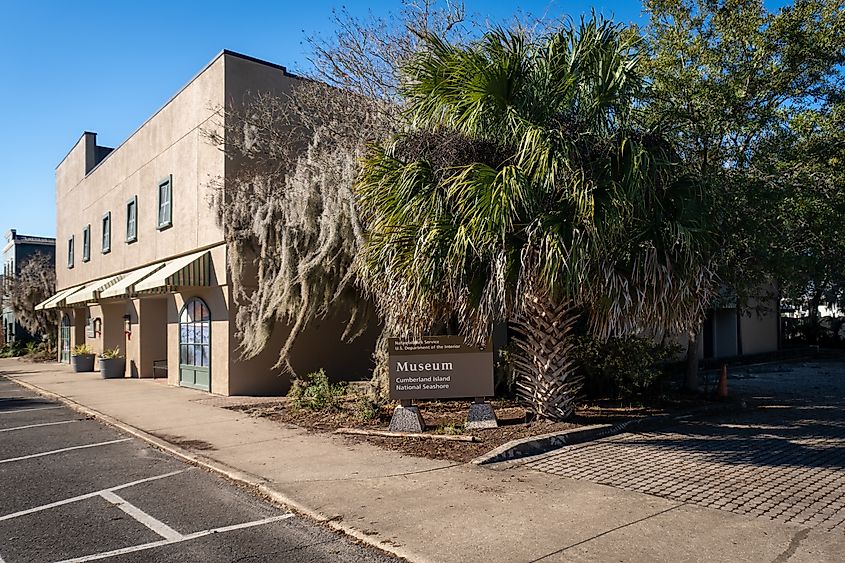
left=717, top=365, right=728, bottom=398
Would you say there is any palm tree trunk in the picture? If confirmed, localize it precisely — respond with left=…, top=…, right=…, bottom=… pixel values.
left=511, top=296, right=583, bottom=421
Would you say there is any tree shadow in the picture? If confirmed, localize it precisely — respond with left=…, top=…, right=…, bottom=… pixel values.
left=0, top=396, right=57, bottom=412
left=617, top=401, right=845, bottom=470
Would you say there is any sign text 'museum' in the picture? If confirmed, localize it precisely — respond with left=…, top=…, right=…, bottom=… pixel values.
left=388, top=336, right=493, bottom=400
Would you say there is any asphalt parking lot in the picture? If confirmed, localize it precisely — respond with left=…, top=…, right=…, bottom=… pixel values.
left=0, top=377, right=396, bottom=563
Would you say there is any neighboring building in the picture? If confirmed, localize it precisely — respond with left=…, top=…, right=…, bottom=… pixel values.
left=700, top=299, right=780, bottom=360
left=3, top=229, right=56, bottom=345
left=674, top=287, right=780, bottom=361
left=38, top=51, right=375, bottom=395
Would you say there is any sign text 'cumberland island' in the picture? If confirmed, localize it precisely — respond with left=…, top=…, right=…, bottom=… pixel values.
left=388, top=336, right=494, bottom=400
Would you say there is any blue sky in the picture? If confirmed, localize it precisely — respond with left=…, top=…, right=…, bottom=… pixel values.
left=0, top=1, right=649, bottom=238
left=0, top=0, right=651, bottom=238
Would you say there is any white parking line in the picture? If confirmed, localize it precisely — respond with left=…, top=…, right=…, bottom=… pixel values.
left=0, top=438, right=131, bottom=464
left=0, top=469, right=189, bottom=522
left=57, top=514, right=295, bottom=562
left=0, top=420, right=79, bottom=433
left=0, top=406, right=63, bottom=415
left=100, top=490, right=183, bottom=541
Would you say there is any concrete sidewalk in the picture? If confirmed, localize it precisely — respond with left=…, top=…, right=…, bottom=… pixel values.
left=2, top=358, right=844, bottom=562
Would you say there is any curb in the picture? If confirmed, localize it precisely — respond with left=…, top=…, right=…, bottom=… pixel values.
left=471, top=400, right=749, bottom=465
left=4, top=376, right=418, bottom=563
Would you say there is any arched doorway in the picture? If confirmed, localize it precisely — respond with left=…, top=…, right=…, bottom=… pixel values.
left=60, top=315, right=71, bottom=363
left=178, top=297, right=210, bottom=391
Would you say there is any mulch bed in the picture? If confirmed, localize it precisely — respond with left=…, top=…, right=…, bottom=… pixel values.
left=226, top=394, right=712, bottom=463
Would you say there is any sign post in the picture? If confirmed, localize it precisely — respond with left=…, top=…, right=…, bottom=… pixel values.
left=387, top=336, right=496, bottom=432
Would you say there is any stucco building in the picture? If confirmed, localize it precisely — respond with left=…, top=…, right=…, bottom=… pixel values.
left=674, top=287, right=780, bottom=362
left=702, top=300, right=780, bottom=360
left=3, top=229, right=56, bottom=344
left=37, top=50, right=375, bottom=395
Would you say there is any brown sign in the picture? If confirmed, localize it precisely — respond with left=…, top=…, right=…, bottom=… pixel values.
left=388, top=336, right=494, bottom=400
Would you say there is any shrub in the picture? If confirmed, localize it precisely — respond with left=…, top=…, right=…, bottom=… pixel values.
left=0, top=342, right=25, bottom=358
left=571, top=336, right=681, bottom=402
left=287, top=369, right=347, bottom=411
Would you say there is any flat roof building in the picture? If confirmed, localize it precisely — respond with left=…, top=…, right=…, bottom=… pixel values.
left=3, top=229, right=56, bottom=345
left=42, top=51, right=375, bottom=394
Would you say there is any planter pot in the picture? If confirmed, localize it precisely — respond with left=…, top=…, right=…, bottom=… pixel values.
left=99, top=358, right=126, bottom=379
left=71, top=354, right=95, bottom=372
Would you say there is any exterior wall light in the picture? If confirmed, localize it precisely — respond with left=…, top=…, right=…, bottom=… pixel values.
left=123, top=314, right=132, bottom=339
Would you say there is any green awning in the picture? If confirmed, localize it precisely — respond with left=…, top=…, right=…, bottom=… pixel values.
left=134, top=250, right=212, bottom=293
left=99, top=262, right=167, bottom=299
left=64, top=274, right=125, bottom=305
left=34, top=284, right=85, bottom=310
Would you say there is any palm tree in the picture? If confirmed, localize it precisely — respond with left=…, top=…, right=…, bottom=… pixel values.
left=356, top=16, right=713, bottom=420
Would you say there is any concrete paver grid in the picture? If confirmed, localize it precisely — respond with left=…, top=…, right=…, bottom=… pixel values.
left=527, top=408, right=845, bottom=533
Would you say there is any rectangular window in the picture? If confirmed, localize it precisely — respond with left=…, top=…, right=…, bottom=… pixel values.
left=67, top=236, right=74, bottom=269
left=102, top=212, right=111, bottom=253
left=126, top=195, right=138, bottom=243
left=82, top=225, right=91, bottom=262
left=157, top=175, right=172, bottom=229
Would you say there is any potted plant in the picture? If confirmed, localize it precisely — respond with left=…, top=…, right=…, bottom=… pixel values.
left=99, top=347, right=126, bottom=379
left=71, top=344, right=95, bottom=372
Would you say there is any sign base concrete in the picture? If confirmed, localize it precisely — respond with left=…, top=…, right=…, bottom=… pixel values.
left=389, top=405, right=426, bottom=433
left=466, top=401, right=498, bottom=429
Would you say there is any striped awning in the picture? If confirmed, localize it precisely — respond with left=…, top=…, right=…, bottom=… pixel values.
left=34, top=284, right=86, bottom=310
left=134, top=250, right=212, bottom=293
left=65, top=274, right=126, bottom=305
left=100, top=262, right=167, bottom=299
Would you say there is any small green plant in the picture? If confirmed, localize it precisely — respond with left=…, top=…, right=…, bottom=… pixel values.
left=434, top=423, right=464, bottom=435
left=100, top=346, right=122, bottom=359
left=353, top=393, right=384, bottom=422
left=72, top=344, right=94, bottom=356
left=287, top=369, right=347, bottom=411
left=20, top=341, right=53, bottom=362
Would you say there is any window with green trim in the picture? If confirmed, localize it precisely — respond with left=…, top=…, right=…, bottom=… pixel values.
left=82, top=225, right=91, bottom=262
left=157, top=175, right=172, bottom=229
left=67, top=236, right=74, bottom=269
left=126, top=196, right=138, bottom=243
left=102, top=212, right=111, bottom=253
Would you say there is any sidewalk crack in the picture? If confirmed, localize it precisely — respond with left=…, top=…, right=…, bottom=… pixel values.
left=527, top=503, right=684, bottom=562
left=288, top=462, right=463, bottom=483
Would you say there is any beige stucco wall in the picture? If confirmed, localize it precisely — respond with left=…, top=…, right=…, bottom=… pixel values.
left=65, top=301, right=131, bottom=372
left=55, top=55, right=227, bottom=291
left=221, top=54, right=373, bottom=395
left=740, top=295, right=779, bottom=355
left=128, top=297, right=168, bottom=378
left=52, top=51, right=381, bottom=395
left=223, top=53, right=298, bottom=130
left=226, top=298, right=380, bottom=396
left=713, top=309, right=738, bottom=358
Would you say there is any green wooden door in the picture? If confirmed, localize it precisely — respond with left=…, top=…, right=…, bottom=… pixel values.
left=178, top=298, right=210, bottom=391
left=60, top=315, right=71, bottom=363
